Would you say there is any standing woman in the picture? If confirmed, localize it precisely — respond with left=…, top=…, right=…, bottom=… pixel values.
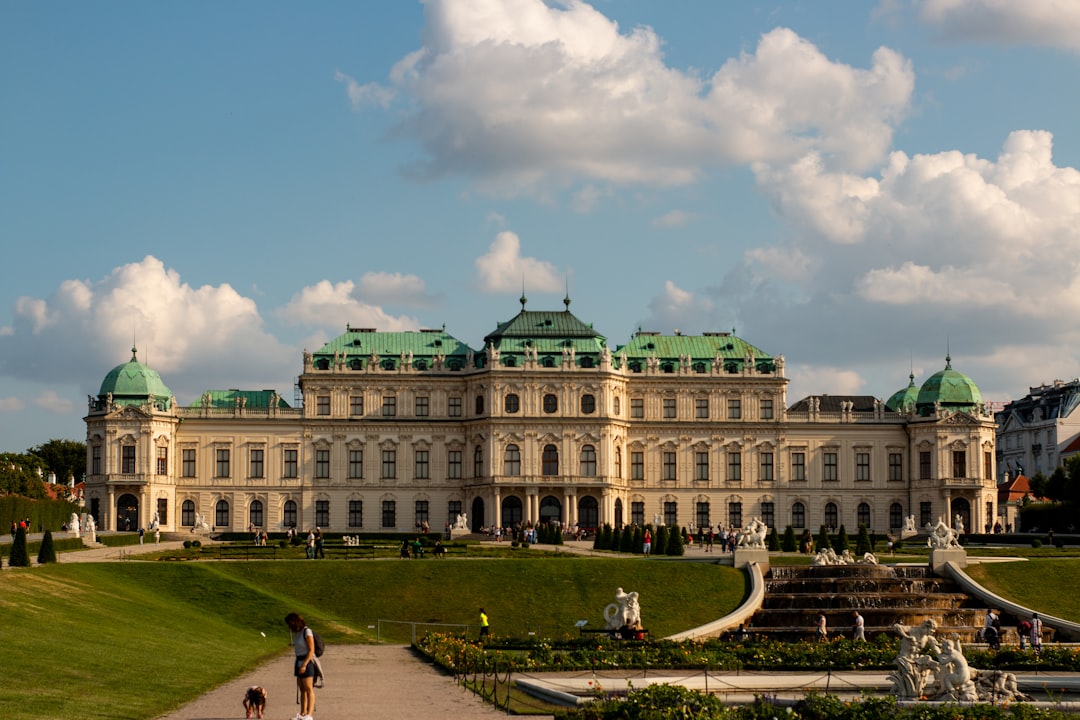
left=285, top=612, right=316, bottom=720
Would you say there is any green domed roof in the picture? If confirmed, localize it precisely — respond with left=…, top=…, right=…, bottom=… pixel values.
left=98, top=347, right=172, bottom=408
left=885, top=373, right=919, bottom=413
left=916, top=355, right=982, bottom=414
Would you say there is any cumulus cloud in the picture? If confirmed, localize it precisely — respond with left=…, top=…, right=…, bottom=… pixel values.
left=0, top=256, right=294, bottom=403
left=335, top=70, right=395, bottom=109
left=918, top=0, right=1080, bottom=53
left=276, top=279, right=420, bottom=331
left=352, top=0, right=913, bottom=195
left=474, top=231, right=562, bottom=293
left=641, top=281, right=719, bottom=334
left=786, top=366, right=868, bottom=401
left=354, top=271, right=440, bottom=307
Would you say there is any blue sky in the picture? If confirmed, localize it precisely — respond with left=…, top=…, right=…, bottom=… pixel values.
left=2, top=0, right=1079, bottom=454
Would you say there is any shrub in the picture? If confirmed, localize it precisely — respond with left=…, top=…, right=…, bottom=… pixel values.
left=632, top=527, right=643, bottom=555
left=8, top=525, right=30, bottom=567
left=511, top=540, right=520, bottom=548
left=183, top=540, right=192, bottom=549
left=553, top=525, right=564, bottom=545
left=278, top=540, right=288, bottom=548
left=1031, top=538, right=1043, bottom=548
left=594, top=524, right=608, bottom=550
left=192, top=539, right=201, bottom=548
left=782, top=525, right=797, bottom=552
left=521, top=542, right=530, bottom=549
left=37, top=529, right=57, bottom=564
left=856, top=525, right=872, bottom=555
left=835, top=525, right=850, bottom=554
left=666, top=525, right=685, bottom=556
left=767, top=528, right=780, bottom=551
left=653, top=525, right=668, bottom=556
left=817, top=525, right=832, bottom=552
left=620, top=525, right=635, bottom=553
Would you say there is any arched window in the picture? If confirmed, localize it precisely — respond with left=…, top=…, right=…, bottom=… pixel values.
left=474, top=445, right=483, bottom=476
left=791, top=502, right=806, bottom=529
left=504, top=444, right=521, bottom=476
left=889, top=502, right=904, bottom=529
left=284, top=499, right=297, bottom=528
left=693, top=362, right=706, bottom=373
left=614, top=447, right=622, bottom=478
left=629, top=361, right=642, bottom=373
left=662, top=362, right=675, bottom=373
left=315, top=358, right=329, bottom=370
left=857, top=502, right=871, bottom=528
left=579, top=445, right=597, bottom=476
left=381, top=358, right=396, bottom=370
left=504, top=394, right=520, bottom=413
left=580, top=394, right=596, bottom=414
left=501, top=496, right=523, bottom=526
left=542, top=356, right=556, bottom=368
left=824, top=502, right=839, bottom=529
left=578, top=496, right=599, bottom=528
left=181, top=499, right=195, bottom=527
left=543, top=394, right=558, bottom=413
left=540, top=495, right=562, bottom=523
left=475, top=395, right=484, bottom=415
left=504, top=355, right=516, bottom=367
left=215, top=499, right=229, bottom=528
left=249, top=500, right=264, bottom=528
left=580, top=356, right=595, bottom=368
left=614, top=498, right=623, bottom=527
left=542, top=444, right=559, bottom=476
left=349, top=358, right=362, bottom=370
left=614, top=396, right=621, bottom=415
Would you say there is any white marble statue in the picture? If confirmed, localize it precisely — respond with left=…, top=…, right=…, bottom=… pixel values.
left=736, top=517, right=768, bottom=549
left=926, top=516, right=961, bottom=549
left=934, top=637, right=977, bottom=701
left=890, top=620, right=941, bottom=699
left=904, top=515, right=916, bottom=533
left=604, top=587, right=642, bottom=630
left=149, top=512, right=159, bottom=530
left=70, top=513, right=81, bottom=538
left=954, top=513, right=965, bottom=535
left=812, top=547, right=840, bottom=566
left=453, top=513, right=469, bottom=530
left=83, top=514, right=97, bottom=543
left=192, top=512, right=211, bottom=533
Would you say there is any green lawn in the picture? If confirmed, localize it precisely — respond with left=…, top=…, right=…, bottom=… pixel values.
left=3, top=556, right=744, bottom=720
left=963, top=559, right=1080, bottom=622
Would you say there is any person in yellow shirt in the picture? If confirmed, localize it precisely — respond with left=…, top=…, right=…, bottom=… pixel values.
left=479, top=608, right=490, bottom=640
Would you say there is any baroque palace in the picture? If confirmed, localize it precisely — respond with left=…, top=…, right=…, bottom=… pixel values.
left=84, top=298, right=999, bottom=537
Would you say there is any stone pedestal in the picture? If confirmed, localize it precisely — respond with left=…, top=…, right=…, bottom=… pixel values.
left=449, top=528, right=471, bottom=540
left=929, top=547, right=967, bottom=573
left=733, top=548, right=770, bottom=573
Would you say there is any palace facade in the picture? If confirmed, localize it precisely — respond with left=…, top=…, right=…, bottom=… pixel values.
left=84, top=299, right=999, bottom=537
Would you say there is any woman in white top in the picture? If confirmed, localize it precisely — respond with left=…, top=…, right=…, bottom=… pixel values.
left=285, top=612, right=316, bottom=720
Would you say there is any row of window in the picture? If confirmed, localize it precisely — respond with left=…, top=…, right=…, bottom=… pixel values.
left=312, top=392, right=775, bottom=420
left=180, top=497, right=460, bottom=530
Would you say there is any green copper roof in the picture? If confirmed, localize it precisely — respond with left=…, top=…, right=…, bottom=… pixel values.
left=885, top=373, right=919, bottom=413
left=98, top=347, right=172, bottom=408
left=190, top=389, right=291, bottom=409
left=311, top=327, right=472, bottom=371
left=482, top=298, right=609, bottom=367
left=916, top=355, right=982, bottom=413
left=616, top=332, right=774, bottom=373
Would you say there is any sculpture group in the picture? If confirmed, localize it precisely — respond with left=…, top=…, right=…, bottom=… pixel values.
left=811, top=547, right=878, bottom=566
left=926, top=516, right=962, bottom=549
left=889, top=620, right=1027, bottom=702
left=603, top=587, right=642, bottom=631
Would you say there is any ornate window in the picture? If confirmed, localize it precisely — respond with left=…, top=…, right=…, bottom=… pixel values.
left=317, top=395, right=330, bottom=416
left=580, top=445, right=597, bottom=476
left=448, top=450, right=462, bottom=479
left=728, top=501, right=742, bottom=528
left=215, top=499, right=229, bottom=528
left=663, top=398, right=676, bottom=418
left=663, top=451, right=676, bottom=480
left=727, top=452, right=741, bottom=481
left=122, top=445, right=136, bottom=474
left=631, top=398, right=644, bottom=418
left=889, top=502, right=903, bottom=529
left=350, top=395, right=364, bottom=416
left=727, top=398, right=741, bottom=419
left=382, top=450, right=396, bottom=479
left=889, top=452, right=903, bottom=481
left=215, top=448, right=230, bottom=478
left=504, top=394, right=520, bottom=413
left=415, top=396, right=429, bottom=417
left=349, top=500, right=363, bottom=527
left=448, top=397, right=462, bottom=417
left=543, top=394, right=558, bottom=413
left=760, top=398, right=774, bottom=419
left=250, top=449, right=264, bottom=479
left=696, top=398, right=709, bottom=419
left=857, top=502, right=871, bottom=528
left=631, top=501, right=644, bottom=525
left=284, top=500, right=297, bottom=528
left=542, top=444, right=559, bottom=476
left=182, top=499, right=195, bottom=526
left=761, top=501, right=775, bottom=529
left=316, top=499, right=329, bottom=526
left=381, top=500, right=396, bottom=528
left=349, top=449, right=363, bottom=479
left=695, top=451, right=709, bottom=481
left=791, top=502, right=805, bottom=529
left=696, top=501, right=710, bottom=529
left=760, top=452, right=774, bottom=481
left=823, top=452, right=838, bottom=481
left=580, top=394, right=596, bottom=414
left=504, top=445, right=521, bottom=476
left=382, top=396, right=397, bottom=417
left=664, top=501, right=678, bottom=526
left=791, top=452, right=806, bottom=481
left=315, top=450, right=330, bottom=479
left=415, top=450, right=429, bottom=479
left=824, top=502, right=839, bottom=529
left=631, top=451, right=643, bottom=480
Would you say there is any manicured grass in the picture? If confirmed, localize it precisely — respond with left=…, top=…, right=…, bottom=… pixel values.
left=963, top=559, right=1080, bottom=622
left=3, top=556, right=744, bottom=720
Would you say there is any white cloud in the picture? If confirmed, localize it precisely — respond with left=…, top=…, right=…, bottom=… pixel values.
left=0, top=397, right=26, bottom=413
left=0, top=325, right=12, bottom=337
left=786, top=366, right=868, bottom=401
left=641, top=281, right=718, bottom=334
left=354, top=272, right=440, bottom=307
left=277, top=280, right=420, bottom=331
left=34, top=390, right=74, bottom=414
left=335, top=70, right=396, bottom=109
left=354, top=0, right=913, bottom=195
left=652, top=210, right=697, bottom=228
left=474, top=231, right=562, bottom=293
left=918, top=0, right=1080, bottom=52
left=0, top=256, right=294, bottom=403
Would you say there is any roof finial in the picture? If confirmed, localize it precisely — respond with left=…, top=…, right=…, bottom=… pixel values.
left=520, top=275, right=527, bottom=309
left=131, top=328, right=138, bottom=361
left=945, top=335, right=952, bottom=369
left=563, top=275, right=570, bottom=310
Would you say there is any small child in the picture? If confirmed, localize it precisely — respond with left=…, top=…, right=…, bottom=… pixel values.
left=242, top=685, right=267, bottom=719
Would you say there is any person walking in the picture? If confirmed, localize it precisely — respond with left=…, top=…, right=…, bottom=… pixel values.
left=285, top=612, right=317, bottom=720
left=853, top=611, right=865, bottom=642
left=816, top=612, right=828, bottom=642
left=478, top=608, right=490, bottom=640
left=1030, top=613, right=1043, bottom=654
left=642, top=528, right=652, bottom=557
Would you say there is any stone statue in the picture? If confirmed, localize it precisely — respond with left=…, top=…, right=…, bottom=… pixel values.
left=927, top=516, right=961, bottom=549
left=149, top=512, right=159, bottom=530
left=70, top=513, right=81, bottom=538
left=604, top=587, right=642, bottom=630
left=453, top=513, right=469, bottom=530
left=192, top=512, right=211, bottom=533
left=933, top=637, right=977, bottom=701
left=904, top=515, right=916, bottom=533
left=736, top=517, right=768, bottom=549
left=890, top=620, right=941, bottom=699
left=954, top=513, right=964, bottom=535
left=83, top=514, right=97, bottom=543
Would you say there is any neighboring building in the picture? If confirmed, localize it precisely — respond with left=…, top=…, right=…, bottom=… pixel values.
left=84, top=300, right=998, bottom=537
left=995, top=379, right=1080, bottom=480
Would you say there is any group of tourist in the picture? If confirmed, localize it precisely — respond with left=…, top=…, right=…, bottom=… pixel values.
left=9, top=517, right=32, bottom=537
left=985, top=608, right=1044, bottom=653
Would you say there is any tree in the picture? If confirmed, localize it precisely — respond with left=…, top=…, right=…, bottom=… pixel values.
left=8, top=525, right=30, bottom=567
left=37, top=529, right=57, bottom=564
left=595, top=524, right=611, bottom=550
left=653, top=525, right=668, bottom=556
left=0, top=452, right=48, bottom=498
left=632, top=526, right=643, bottom=555
left=782, top=525, right=797, bottom=552
left=620, top=525, right=635, bottom=553
left=28, top=439, right=87, bottom=485
left=1029, top=472, right=1049, bottom=499
left=767, top=527, right=780, bottom=551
